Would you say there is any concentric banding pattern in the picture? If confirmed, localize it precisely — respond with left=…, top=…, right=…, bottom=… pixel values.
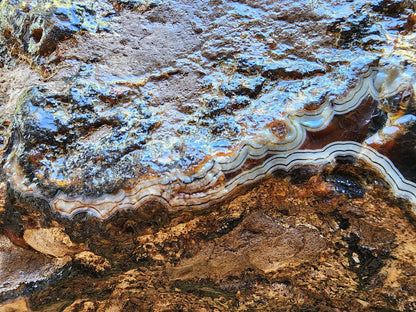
left=52, top=140, right=416, bottom=218
left=46, top=67, right=416, bottom=218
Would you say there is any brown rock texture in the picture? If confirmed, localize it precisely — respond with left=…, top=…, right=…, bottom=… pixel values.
left=0, top=298, right=31, bottom=312
left=23, top=227, right=82, bottom=258
left=0, top=0, right=416, bottom=311
left=3, top=166, right=416, bottom=311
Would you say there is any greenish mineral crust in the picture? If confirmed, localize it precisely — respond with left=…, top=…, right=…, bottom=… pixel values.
left=1, top=0, right=416, bottom=311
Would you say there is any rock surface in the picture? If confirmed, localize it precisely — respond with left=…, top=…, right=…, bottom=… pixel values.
left=0, top=0, right=416, bottom=311
left=2, top=0, right=416, bottom=218
left=74, top=251, right=111, bottom=274
left=0, top=234, right=69, bottom=296
left=23, top=227, right=82, bottom=258
left=0, top=298, right=31, bottom=312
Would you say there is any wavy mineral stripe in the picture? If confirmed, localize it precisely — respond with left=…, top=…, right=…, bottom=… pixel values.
left=49, top=69, right=412, bottom=218
left=217, top=68, right=381, bottom=173
left=228, top=141, right=416, bottom=209
left=5, top=66, right=416, bottom=218
left=51, top=141, right=416, bottom=218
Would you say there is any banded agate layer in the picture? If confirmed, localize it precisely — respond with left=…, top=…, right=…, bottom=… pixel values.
left=2, top=0, right=416, bottom=218
left=4, top=62, right=416, bottom=218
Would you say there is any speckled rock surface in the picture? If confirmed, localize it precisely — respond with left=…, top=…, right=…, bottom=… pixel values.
left=16, top=168, right=416, bottom=311
left=0, top=234, right=70, bottom=296
left=2, top=0, right=416, bottom=218
left=0, top=298, right=30, bottom=312
left=1, top=0, right=416, bottom=311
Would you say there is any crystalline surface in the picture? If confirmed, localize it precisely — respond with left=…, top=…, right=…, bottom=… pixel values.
left=1, top=0, right=416, bottom=218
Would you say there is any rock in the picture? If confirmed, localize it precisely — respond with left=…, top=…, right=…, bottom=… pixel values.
left=135, top=204, right=245, bottom=263
left=2, top=0, right=416, bottom=220
left=171, top=213, right=328, bottom=279
left=0, top=298, right=30, bottom=312
left=62, top=299, right=97, bottom=312
left=0, top=0, right=416, bottom=311
left=1, top=167, right=413, bottom=310
left=0, top=183, right=5, bottom=216
left=23, top=227, right=82, bottom=258
left=0, top=0, right=112, bottom=63
left=0, top=235, right=68, bottom=296
left=74, top=251, right=111, bottom=274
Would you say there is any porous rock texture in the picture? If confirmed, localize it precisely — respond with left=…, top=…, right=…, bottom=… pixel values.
left=1, top=0, right=416, bottom=311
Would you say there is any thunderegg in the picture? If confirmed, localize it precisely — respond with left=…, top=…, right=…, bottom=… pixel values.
left=4, top=65, right=416, bottom=218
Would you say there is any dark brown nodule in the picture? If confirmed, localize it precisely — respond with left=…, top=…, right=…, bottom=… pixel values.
left=31, top=28, right=43, bottom=43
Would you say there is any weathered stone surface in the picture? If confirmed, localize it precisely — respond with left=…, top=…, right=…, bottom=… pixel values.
left=2, top=0, right=416, bottom=219
left=0, top=183, right=5, bottom=216
left=74, top=251, right=111, bottom=274
left=62, top=299, right=97, bottom=312
left=0, top=235, right=68, bottom=296
left=21, top=168, right=416, bottom=311
left=0, top=0, right=416, bottom=311
left=0, top=297, right=30, bottom=312
left=0, top=0, right=112, bottom=64
left=23, top=227, right=82, bottom=258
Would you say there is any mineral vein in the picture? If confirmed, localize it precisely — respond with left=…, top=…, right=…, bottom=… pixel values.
left=48, top=68, right=415, bottom=218
left=4, top=65, right=416, bottom=218
left=50, top=141, right=416, bottom=218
